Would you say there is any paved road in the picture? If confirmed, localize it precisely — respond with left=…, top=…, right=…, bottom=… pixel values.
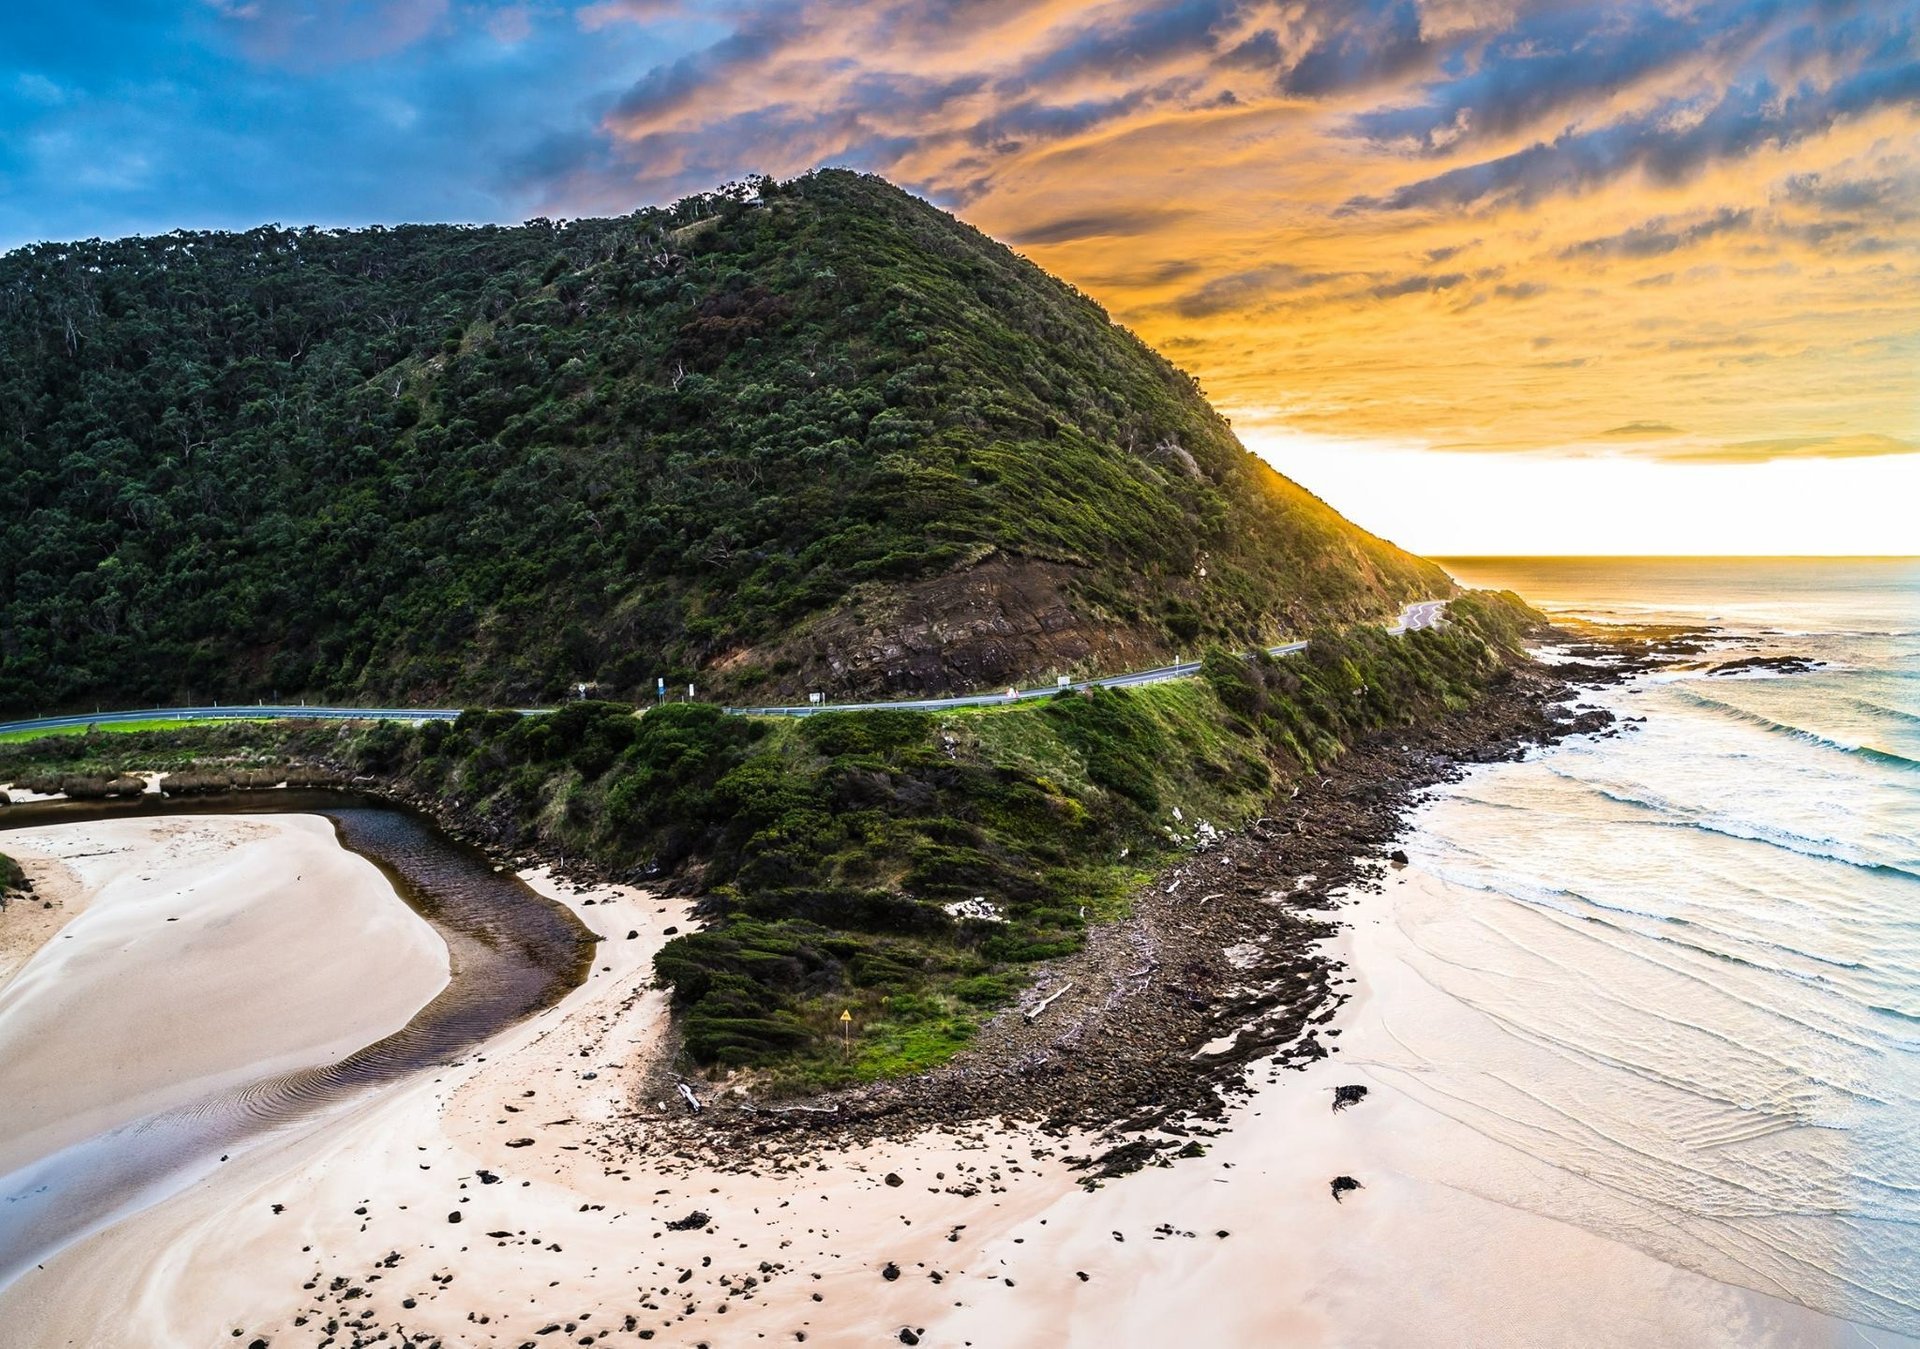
left=1394, top=599, right=1448, bottom=633
left=0, top=600, right=1446, bottom=736
left=727, top=598, right=1445, bottom=716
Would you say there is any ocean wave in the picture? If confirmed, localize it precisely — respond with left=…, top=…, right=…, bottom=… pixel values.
left=1672, top=687, right=1920, bottom=772
left=1430, top=863, right=1883, bottom=989
left=1839, top=694, right=1920, bottom=731
left=1538, top=768, right=1920, bottom=881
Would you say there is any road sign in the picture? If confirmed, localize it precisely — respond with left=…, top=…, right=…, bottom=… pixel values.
left=840, top=1008, right=852, bottom=1053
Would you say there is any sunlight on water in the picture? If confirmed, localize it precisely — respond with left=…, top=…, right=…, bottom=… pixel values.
left=1401, top=559, right=1920, bottom=1332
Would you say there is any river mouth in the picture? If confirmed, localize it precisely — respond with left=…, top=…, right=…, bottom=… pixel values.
left=0, top=789, right=597, bottom=1287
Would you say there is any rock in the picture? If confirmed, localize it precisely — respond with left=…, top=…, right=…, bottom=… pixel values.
left=1076, top=1271, right=1089, bottom=1282
left=899, top=1331, right=921, bottom=1346
left=1388, top=849, right=1409, bottom=865
left=627, top=930, right=639, bottom=940
left=1332, top=1084, right=1369, bottom=1112
left=881, top=1262, right=901, bottom=1281
left=883, top=1172, right=904, bottom=1187
left=1330, top=1176, right=1362, bottom=1202
left=504, top=1137, right=535, bottom=1148
left=665, top=1210, right=710, bottom=1231
left=447, top=1211, right=462, bottom=1223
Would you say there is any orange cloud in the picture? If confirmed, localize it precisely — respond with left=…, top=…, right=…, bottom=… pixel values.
left=519, top=0, right=1918, bottom=468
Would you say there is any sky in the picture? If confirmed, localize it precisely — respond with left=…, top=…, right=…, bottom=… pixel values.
left=2, top=1, right=1914, bottom=554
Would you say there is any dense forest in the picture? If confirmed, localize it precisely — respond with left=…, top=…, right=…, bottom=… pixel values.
left=0, top=171, right=1445, bottom=716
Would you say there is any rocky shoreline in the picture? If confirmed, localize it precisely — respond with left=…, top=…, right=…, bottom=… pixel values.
left=614, top=641, right=1622, bottom=1176
left=3, top=619, right=1698, bottom=1180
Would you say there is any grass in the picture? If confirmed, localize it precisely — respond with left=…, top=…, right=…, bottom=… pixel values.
left=0, top=717, right=272, bottom=745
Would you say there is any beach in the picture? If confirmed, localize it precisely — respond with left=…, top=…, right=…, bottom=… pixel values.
left=2, top=842, right=1900, bottom=1346
left=0, top=814, right=449, bottom=1179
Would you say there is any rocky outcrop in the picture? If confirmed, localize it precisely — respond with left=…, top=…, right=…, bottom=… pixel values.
left=755, top=555, right=1189, bottom=700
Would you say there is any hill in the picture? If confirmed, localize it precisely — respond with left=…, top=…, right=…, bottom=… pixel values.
left=0, top=171, right=1446, bottom=715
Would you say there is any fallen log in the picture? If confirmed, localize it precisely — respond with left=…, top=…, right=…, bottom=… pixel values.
left=1023, top=981, right=1074, bottom=1023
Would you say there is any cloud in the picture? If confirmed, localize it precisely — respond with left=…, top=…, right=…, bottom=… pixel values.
left=1170, top=263, right=1343, bottom=318
left=1008, top=206, right=1197, bottom=245
left=1283, top=0, right=1436, bottom=98
left=1347, top=9, right=1920, bottom=213
left=1560, top=207, right=1752, bottom=259
left=1691, top=433, right=1919, bottom=462
left=1600, top=421, right=1681, bottom=438
left=1370, top=271, right=1466, bottom=299
left=207, top=0, right=451, bottom=69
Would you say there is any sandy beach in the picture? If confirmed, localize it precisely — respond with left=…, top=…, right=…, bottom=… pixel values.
left=1, top=830, right=1902, bottom=1347
left=0, top=815, right=450, bottom=1178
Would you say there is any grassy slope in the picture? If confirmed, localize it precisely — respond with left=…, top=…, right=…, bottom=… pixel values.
left=0, top=717, right=269, bottom=744
left=0, top=591, right=1539, bottom=1088
left=1, top=171, right=1442, bottom=715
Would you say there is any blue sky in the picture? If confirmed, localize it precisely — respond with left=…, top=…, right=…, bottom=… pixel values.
left=0, top=1, right=707, bottom=246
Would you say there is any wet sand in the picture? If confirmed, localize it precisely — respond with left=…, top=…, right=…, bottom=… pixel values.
left=0, top=815, right=449, bottom=1180
left=1, top=856, right=1904, bottom=1347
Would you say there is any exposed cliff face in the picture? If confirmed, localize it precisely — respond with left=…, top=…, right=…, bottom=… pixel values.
left=772, top=555, right=1166, bottom=698
left=1, top=170, right=1443, bottom=714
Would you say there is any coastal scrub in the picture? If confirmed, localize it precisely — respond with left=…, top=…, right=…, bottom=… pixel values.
left=0, top=591, right=1538, bottom=1089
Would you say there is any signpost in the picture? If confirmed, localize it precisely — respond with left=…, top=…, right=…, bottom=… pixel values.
left=840, top=1008, right=852, bottom=1054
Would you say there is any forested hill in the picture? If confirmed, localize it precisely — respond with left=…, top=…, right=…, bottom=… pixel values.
left=0, top=170, right=1447, bottom=715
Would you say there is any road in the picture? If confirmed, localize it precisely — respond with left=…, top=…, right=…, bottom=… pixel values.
left=0, top=600, right=1446, bottom=736
left=1394, top=599, right=1448, bottom=633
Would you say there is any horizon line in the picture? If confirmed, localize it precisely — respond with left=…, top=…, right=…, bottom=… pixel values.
left=1433, top=553, right=1919, bottom=561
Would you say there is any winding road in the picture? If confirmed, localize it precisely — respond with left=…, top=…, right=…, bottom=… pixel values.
left=0, top=600, right=1447, bottom=736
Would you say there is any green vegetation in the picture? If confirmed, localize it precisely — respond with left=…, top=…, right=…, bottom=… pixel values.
left=1, top=171, right=1442, bottom=717
left=0, top=851, right=25, bottom=894
left=0, top=593, right=1538, bottom=1089
left=0, top=716, right=269, bottom=744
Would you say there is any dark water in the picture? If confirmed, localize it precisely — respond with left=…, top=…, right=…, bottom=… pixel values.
left=0, top=791, right=594, bottom=1288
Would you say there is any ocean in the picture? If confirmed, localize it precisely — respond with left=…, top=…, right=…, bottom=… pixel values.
left=1386, top=558, right=1920, bottom=1334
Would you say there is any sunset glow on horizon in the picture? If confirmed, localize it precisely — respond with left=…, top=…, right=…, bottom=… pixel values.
left=5, top=1, right=1914, bottom=553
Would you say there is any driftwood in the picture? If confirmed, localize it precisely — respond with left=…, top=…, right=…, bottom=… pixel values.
left=1023, top=981, right=1074, bottom=1023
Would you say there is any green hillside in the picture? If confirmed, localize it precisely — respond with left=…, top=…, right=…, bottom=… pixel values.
left=0, top=171, right=1446, bottom=715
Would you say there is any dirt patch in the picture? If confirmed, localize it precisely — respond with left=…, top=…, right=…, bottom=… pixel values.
left=751, top=554, right=1180, bottom=699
